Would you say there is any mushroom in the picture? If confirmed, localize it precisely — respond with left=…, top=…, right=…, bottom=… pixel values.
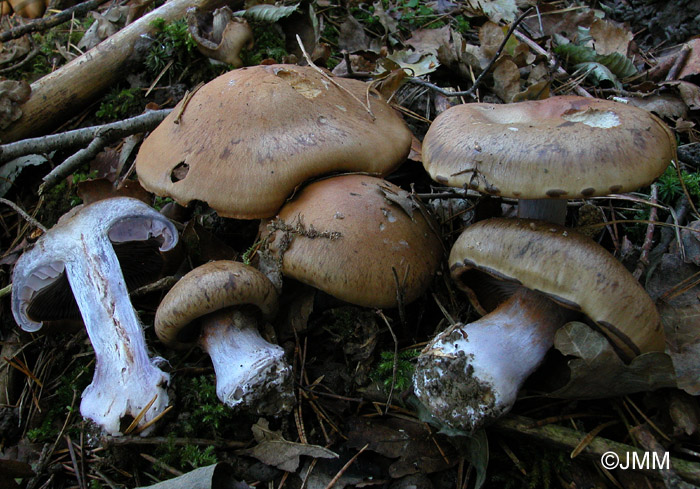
left=154, top=261, right=294, bottom=414
left=187, top=7, right=253, bottom=67
left=260, top=174, right=443, bottom=308
left=421, top=96, right=676, bottom=222
left=11, top=197, right=178, bottom=435
left=413, top=218, right=665, bottom=432
left=134, top=64, right=412, bottom=219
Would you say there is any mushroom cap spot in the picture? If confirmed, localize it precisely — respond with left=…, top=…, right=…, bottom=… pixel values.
left=423, top=96, right=677, bottom=199
left=448, top=218, right=664, bottom=360
left=135, top=64, right=412, bottom=219
left=11, top=197, right=178, bottom=332
left=261, top=174, right=443, bottom=309
left=154, top=261, right=278, bottom=349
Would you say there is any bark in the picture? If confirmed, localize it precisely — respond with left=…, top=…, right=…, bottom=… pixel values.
left=0, top=0, right=232, bottom=143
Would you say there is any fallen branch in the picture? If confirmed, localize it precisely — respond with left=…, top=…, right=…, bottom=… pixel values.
left=494, top=415, right=700, bottom=485
left=0, top=0, right=231, bottom=143
left=0, top=108, right=171, bottom=164
left=0, top=0, right=110, bottom=43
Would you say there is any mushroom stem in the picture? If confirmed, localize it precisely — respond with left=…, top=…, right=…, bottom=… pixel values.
left=198, top=308, right=293, bottom=415
left=71, top=231, right=169, bottom=436
left=517, top=199, right=567, bottom=224
left=413, top=287, right=573, bottom=432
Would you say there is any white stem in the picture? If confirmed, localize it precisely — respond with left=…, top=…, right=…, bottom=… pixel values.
left=199, top=309, right=293, bottom=415
left=414, top=287, right=569, bottom=432
left=70, top=231, right=169, bottom=436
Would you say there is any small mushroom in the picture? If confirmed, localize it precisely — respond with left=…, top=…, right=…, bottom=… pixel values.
left=422, top=96, right=676, bottom=222
left=135, top=64, right=412, bottom=219
left=187, top=7, right=253, bottom=67
left=12, top=197, right=178, bottom=435
left=413, top=218, right=665, bottom=432
left=154, top=261, right=293, bottom=414
left=260, top=174, right=443, bottom=308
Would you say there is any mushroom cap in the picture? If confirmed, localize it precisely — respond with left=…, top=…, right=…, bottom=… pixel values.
left=449, top=218, right=665, bottom=360
left=155, top=260, right=278, bottom=349
left=423, top=96, right=676, bottom=199
left=260, top=174, right=443, bottom=308
left=135, top=64, right=412, bottom=219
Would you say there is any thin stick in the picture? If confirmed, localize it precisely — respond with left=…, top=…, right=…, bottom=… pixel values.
left=0, top=197, right=47, bottom=232
left=406, top=7, right=534, bottom=99
left=376, top=310, right=399, bottom=415
left=296, top=34, right=375, bottom=120
left=633, top=184, right=658, bottom=280
left=0, top=0, right=110, bottom=43
left=0, top=109, right=172, bottom=164
left=39, top=135, right=107, bottom=194
left=322, top=444, right=369, bottom=489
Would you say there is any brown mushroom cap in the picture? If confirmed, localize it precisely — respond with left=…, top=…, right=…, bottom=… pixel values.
left=261, top=174, right=443, bottom=308
left=423, top=96, right=676, bottom=199
left=449, top=218, right=665, bottom=360
left=135, top=64, right=412, bottom=219
left=155, top=261, right=278, bottom=349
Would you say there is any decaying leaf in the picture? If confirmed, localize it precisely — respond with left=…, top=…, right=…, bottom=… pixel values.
left=384, top=49, right=439, bottom=77
left=377, top=181, right=417, bottom=219
left=135, top=463, right=250, bottom=489
left=76, top=178, right=152, bottom=205
left=0, top=79, right=30, bottom=130
left=406, top=25, right=450, bottom=56
left=77, top=6, right=129, bottom=51
left=662, top=81, right=700, bottom=110
left=338, top=14, right=370, bottom=53
left=492, top=57, right=520, bottom=102
left=345, top=416, right=457, bottom=478
left=589, top=17, right=633, bottom=56
left=237, top=419, right=338, bottom=472
left=464, top=0, right=518, bottom=24
left=679, top=38, right=700, bottom=80
left=233, top=3, right=299, bottom=22
left=549, top=321, right=676, bottom=398
left=0, top=34, right=31, bottom=66
left=0, top=154, right=47, bottom=198
left=372, top=0, right=398, bottom=35
left=624, top=94, right=689, bottom=121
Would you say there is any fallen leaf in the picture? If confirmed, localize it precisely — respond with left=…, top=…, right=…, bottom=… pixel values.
left=238, top=419, right=338, bottom=472
left=662, top=81, right=700, bottom=110
left=492, top=57, right=520, bottom=102
left=549, top=321, right=676, bottom=398
left=188, top=7, right=253, bottom=67
left=406, top=26, right=450, bottom=55
left=0, top=154, right=48, bottom=198
left=377, top=181, right=417, bottom=219
left=77, top=178, right=151, bottom=205
left=384, top=49, right=439, bottom=77
left=372, top=0, right=398, bottom=35
left=589, top=17, right=633, bottom=56
left=624, top=94, right=689, bottom=120
left=465, top=0, right=518, bottom=24
left=233, top=3, right=299, bottom=22
left=0, top=79, right=30, bottom=130
left=0, top=34, right=30, bottom=66
left=339, top=15, right=370, bottom=53
left=345, top=416, right=457, bottom=477
left=521, top=5, right=596, bottom=40
left=679, top=38, right=700, bottom=80
left=135, top=463, right=250, bottom=489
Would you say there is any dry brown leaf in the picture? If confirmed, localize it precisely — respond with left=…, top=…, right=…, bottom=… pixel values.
left=345, top=416, right=456, bottom=478
left=76, top=178, right=152, bottom=205
left=521, top=4, right=596, bottom=40
left=662, top=81, right=700, bottom=110
left=549, top=321, right=676, bottom=399
left=339, top=15, right=370, bottom=53
left=0, top=79, right=30, bottom=130
left=406, top=25, right=450, bottom=55
left=492, top=57, right=520, bottom=102
left=135, top=463, right=250, bottom=489
left=625, top=94, right=689, bottom=120
left=478, top=21, right=504, bottom=59
left=237, top=419, right=338, bottom=472
left=589, top=17, right=633, bottom=56
left=679, top=38, right=700, bottom=80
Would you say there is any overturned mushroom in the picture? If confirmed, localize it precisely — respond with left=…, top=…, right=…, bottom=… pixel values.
left=422, top=96, right=676, bottom=222
left=187, top=7, right=253, bottom=67
left=12, top=197, right=178, bottom=435
left=260, top=174, right=443, bottom=308
left=154, top=261, right=293, bottom=414
left=413, top=218, right=665, bottom=432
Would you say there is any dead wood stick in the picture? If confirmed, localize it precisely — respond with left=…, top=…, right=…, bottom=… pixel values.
left=0, top=0, right=231, bottom=143
left=0, top=0, right=109, bottom=43
left=0, top=108, right=171, bottom=164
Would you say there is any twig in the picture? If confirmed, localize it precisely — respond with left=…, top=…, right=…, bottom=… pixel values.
left=494, top=415, right=700, bottom=484
left=102, top=436, right=248, bottom=448
left=405, top=7, right=534, bottom=99
left=0, top=45, right=40, bottom=74
left=0, top=109, right=172, bottom=164
left=0, top=0, right=110, bottom=43
left=513, top=29, right=593, bottom=98
left=65, top=435, right=85, bottom=489
left=376, top=310, right=398, bottom=415
left=633, top=185, right=658, bottom=280
left=39, top=134, right=108, bottom=195
left=666, top=44, right=691, bottom=81
left=296, top=34, right=375, bottom=120
left=0, top=197, right=47, bottom=232
left=322, top=443, right=368, bottom=489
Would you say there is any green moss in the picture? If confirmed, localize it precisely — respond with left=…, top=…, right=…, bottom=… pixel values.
left=657, top=166, right=700, bottom=203
left=240, top=22, right=288, bottom=65
left=96, top=87, right=144, bottom=121
left=371, top=348, right=420, bottom=393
